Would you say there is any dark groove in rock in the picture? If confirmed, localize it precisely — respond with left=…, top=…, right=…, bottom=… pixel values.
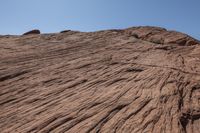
left=0, top=71, right=29, bottom=82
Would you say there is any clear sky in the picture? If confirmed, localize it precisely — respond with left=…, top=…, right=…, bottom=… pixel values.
left=0, top=0, right=199, bottom=39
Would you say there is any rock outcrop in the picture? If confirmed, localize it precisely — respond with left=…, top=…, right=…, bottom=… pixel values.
left=60, top=30, right=71, bottom=33
left=23, top=29, right=40, bottom=35
left=0, top=26, right=200, bottom=133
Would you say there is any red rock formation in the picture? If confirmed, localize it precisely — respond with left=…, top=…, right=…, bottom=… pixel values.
left=0, top=26, right=200, bottom=133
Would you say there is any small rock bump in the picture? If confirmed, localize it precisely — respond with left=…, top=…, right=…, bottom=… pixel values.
left=23, top=29, right=40, bottom=35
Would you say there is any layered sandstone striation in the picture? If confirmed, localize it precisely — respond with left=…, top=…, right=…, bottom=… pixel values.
left=0, top=26, right=200, bottom=133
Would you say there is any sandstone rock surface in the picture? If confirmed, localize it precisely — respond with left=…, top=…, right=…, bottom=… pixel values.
left=0, top=26, right=200, bottom=133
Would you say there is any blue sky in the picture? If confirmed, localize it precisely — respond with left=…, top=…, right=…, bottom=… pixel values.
left=0, top=0, right=199, bottom=39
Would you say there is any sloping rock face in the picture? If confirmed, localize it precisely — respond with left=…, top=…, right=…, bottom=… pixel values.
left=0, top=26, right=200, bottom=133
